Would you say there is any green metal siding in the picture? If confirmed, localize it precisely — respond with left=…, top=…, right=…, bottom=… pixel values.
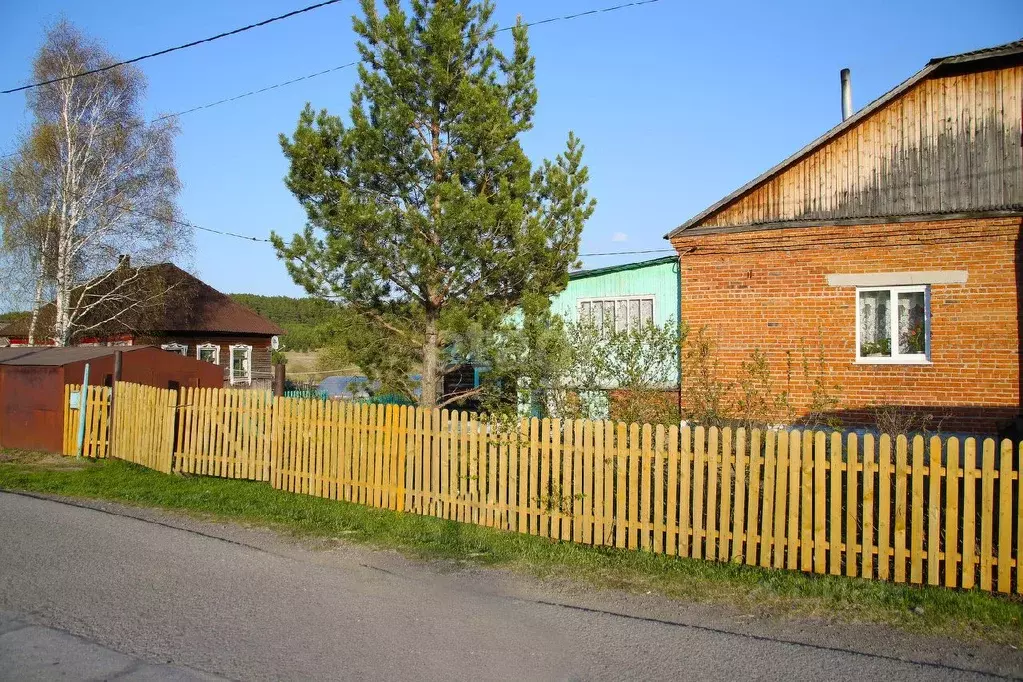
left=552, top=258, right=680, bottom=327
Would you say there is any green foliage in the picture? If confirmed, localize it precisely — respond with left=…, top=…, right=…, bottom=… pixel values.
left=0, top=311, right=28, bottom=324
left=903, top=324, right=926, bottom=353
left=228, top=294, right=336, bottom=326
left=317, top=306, right=422, bottom=400
left=458, top=304, right=684, bottom=425
left=860, top=337, right=891, bottom=357
left=682, top=328, right=732, bottom=427
left=228, top=294, right=338, bottom=352
left=272, top=0, right=595, bottom=407
left=733, top=349, right=792, bottom=431
left=684, top=329, right=843, bottom=431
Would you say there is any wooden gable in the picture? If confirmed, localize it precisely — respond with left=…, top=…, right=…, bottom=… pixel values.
left=673, top=53, right=1023, bottom=236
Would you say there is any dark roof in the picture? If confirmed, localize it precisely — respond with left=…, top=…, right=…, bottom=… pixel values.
left=568, top=255, right=677, bottom=281
left=4, top=263, right=284, bottom=339
left=666, top=38, right=1023, bottom=238
left=0, top=345, right=153, bottom=366
left=145, top=264, right=285, bottom=336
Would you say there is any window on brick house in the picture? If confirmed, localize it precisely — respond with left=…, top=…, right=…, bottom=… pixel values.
left=856, top=286, right=929, bottom=363
left=160, top=342, right=187, bottom=356
left=578, top=296, right=654, bottom=335
left=229, top=344, right=252, bottom=385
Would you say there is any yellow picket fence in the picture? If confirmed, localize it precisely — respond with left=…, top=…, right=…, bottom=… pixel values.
left=64, top=382, right=1023, bottom=595
left=273, top=403, right=1021, bottom=595
left=62, top=384, right=112, bottom=458
left=174, top=387, right=273, bottom=481
left=109, top=382, right=177, bottom=474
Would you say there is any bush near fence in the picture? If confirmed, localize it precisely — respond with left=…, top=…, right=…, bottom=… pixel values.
left=61, top=381, right=1022, bottom=595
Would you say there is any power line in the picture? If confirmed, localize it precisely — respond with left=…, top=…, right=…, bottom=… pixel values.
left=579, top=248, right=675, bottom=256
left=2, top=0, right=667, bottom=158
left=2, top=0, right=345, bottom=95
left=501, top=0, right=662, bottom=31
left=91, top=199, right=271, bottom=242
left=2, top=0, right=676, bottom=256
left=150, top=61, right=359, bottom=123
left=0, top=61, right=361, bottom=160
left=97, top=198, right=678, bottom=261
left=130, top=203, right=676, bottom=259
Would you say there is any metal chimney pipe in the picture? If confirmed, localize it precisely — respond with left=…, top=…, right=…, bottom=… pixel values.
left=840, top=68, right=853, bottom=121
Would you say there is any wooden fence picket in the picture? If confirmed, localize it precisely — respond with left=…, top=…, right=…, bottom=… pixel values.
left=56, top=381, right=1023, bottom=595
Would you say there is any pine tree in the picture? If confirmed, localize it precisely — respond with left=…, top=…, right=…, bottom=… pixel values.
left=273, top=0, right=595, bottom=408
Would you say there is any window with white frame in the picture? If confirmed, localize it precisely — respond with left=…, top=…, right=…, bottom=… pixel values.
left=160, top=342, right=188, bottom=356
left=229, top=344, right=252, bottom=384
left=856, top=285, right=929, bottom=363
left=197, top=343, right=220, bottom=365
left=578, top=296, right=654, bottom=334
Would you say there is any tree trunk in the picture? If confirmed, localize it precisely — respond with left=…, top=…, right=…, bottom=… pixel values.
left=53, top=216, right=71, bottom=346
left=420, top=309, right=440, bottom=408
left=27, top=258, right=45, bottom=346
left=27, top=221, right=53, bottom=346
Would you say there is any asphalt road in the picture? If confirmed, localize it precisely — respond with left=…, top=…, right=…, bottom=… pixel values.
left=0, top=491, right=1020, bottom=681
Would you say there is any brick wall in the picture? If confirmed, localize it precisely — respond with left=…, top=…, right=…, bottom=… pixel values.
left=671, top=217, right=1022, bottom=433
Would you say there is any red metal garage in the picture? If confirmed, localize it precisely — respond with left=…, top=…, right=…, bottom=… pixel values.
left=0, top=346, right=222, bottom=453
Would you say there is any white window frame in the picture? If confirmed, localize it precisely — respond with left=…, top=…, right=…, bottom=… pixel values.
left=855, top=285, right=931, bottom=365
left=197, top=343, right=220, bottom=365
left=577, top=295, right=656, bottom=334
left=229, top=344, right=252, bottom=385
left=160, top=342, right=188, bottom=356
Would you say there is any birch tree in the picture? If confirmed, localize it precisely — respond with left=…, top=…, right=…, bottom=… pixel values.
left=0, top=132, right=58, bottom=344
left=0, top=21, right=185, bottom=345
left=274, top=0, right=595, bottom=408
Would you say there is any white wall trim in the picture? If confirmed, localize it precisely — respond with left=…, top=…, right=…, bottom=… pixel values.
left=160, top=342, right=188, bottom=356
left=196, top=343, right=221, bottom=365
left=826, top=271, right=967, bottom=287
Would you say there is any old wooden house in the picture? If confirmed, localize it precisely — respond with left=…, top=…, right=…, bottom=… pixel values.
left=667, top=40, right=1023, bottom=433
left=5, top=263, right=284, bottom=390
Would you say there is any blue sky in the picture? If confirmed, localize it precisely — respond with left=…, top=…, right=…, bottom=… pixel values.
left=1, top=0, right=1019, bottom=299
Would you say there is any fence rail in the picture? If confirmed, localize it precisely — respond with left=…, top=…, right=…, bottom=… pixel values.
left=62, top=382, right=1022, bottom=595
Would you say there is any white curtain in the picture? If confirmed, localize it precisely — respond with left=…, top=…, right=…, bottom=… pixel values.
left=859, top=290, right=889, bottom=354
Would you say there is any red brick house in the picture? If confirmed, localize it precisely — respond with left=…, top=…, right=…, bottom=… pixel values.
left=4, top=263, right=284, bottom=390
left=667, top=40, right=1023, bottom=433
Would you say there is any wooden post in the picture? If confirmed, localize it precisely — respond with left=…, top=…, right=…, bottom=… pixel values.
left=273, top=363, right=286, bottom=397
left=108, top=351, right=123, bottom=459
left=75, top=363, right=91, bottom=459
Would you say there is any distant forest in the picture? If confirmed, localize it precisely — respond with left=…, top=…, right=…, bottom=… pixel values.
left=229, top=294, right=337, bottom=352
left=0, top=311, right=28, bottom=323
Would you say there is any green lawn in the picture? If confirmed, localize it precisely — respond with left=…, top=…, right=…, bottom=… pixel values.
left=1, top=450, right=1021, bottom=646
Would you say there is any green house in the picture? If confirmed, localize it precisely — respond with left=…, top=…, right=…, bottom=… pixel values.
left=447, top=255, right=682, bottom=415
left=551, top=255, right=681, bottom=330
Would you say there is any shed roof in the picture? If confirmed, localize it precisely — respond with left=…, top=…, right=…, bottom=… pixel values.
left=666, top=38, right=1023, bottom=238
left=0, top=346, right=154, bottom=367
left=567, top=255, right=677, bottom=281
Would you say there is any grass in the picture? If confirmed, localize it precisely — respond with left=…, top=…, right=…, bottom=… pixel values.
left=1, top=450, right=1021, bottom=646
